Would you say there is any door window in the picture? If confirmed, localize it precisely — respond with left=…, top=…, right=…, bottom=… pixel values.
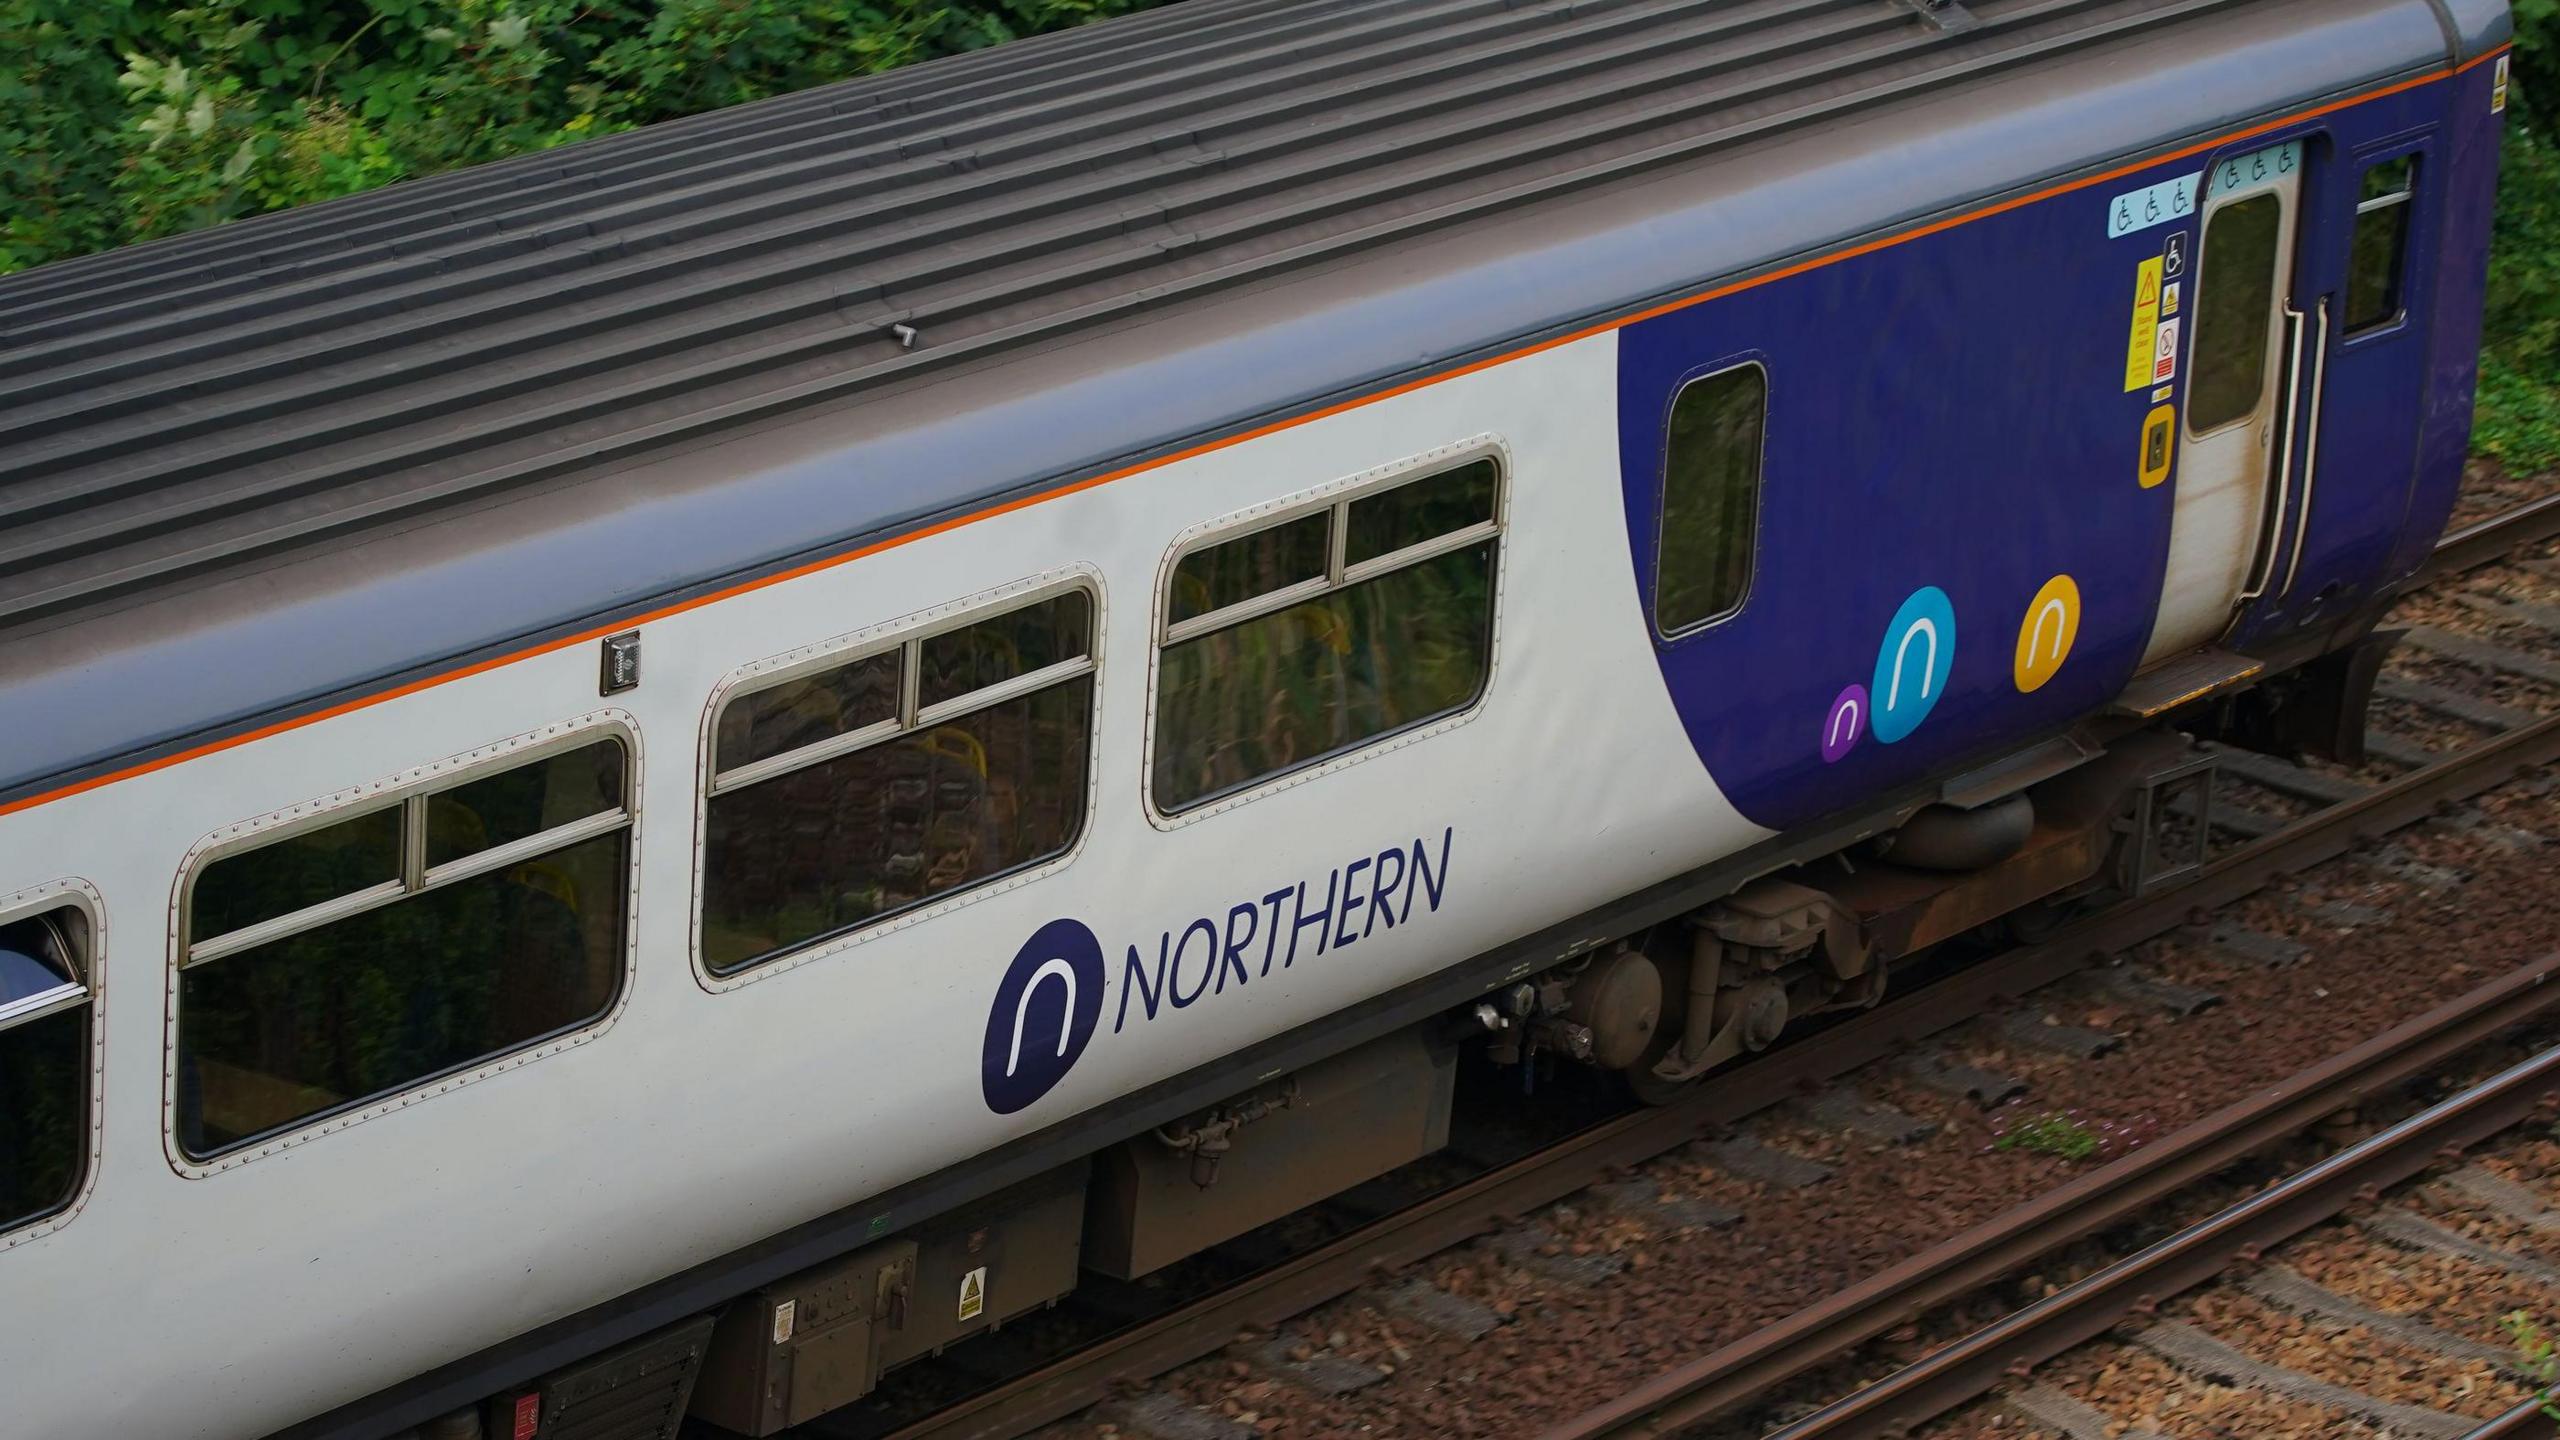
left=2346, top=156, right=2418, bottom=334
left=2188, top=193, right=2284, bottom=435
left=1654, top=364, right=1766, bottom=635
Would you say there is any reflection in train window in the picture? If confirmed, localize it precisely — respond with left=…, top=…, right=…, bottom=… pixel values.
left=1169, top=512, right=1328, bottom=626
left=1654, top=364, right=1765, bottom=636
left=192, top=805, right=399, bottom=941
left=714, top=648, right=900, bottom=774
left=176, top=735, right=631, bottom=1160
left=2189, top=193, right=2283, bottom=434
left=1, top=905, right=90, bottom=1235
left=2346, top=155, right=2418, bottom=334
left=702, top=586, right=1097, bottom=975
left=918, top=591, right=1091, bottom=710
left=1154, top=457, right=1501, bottom=814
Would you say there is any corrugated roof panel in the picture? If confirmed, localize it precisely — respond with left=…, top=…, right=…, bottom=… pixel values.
left=0, top=0, right=2318, bottom=629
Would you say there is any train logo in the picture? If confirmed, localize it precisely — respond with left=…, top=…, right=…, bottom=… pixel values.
left=981, top=917, right=1107, bottom=1115
left=1820, top=684, right=1868, bottom=763
left=1869, top=586, right=1957, bottom=744
left=2013, top=575, right=2082, bottom=693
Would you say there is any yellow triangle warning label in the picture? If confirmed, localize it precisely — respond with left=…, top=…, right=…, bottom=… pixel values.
left=957, top=1266, right=986, bottom=1322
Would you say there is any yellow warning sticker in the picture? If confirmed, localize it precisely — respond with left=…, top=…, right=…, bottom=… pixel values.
left=2494, top=55, right=2511, bottom=115
left=2124, top=256, right=2164, bottom=393
left=957, top=1266, right=986, bottom=1322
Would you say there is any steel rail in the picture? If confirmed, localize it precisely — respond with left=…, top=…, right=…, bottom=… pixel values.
left=2467, top=1400, right=2560, bottom=1438
left=1542, top=959, right=2560, bottom=1440
left=1748, top=1024, right=2560, bottom=1439
left=2419, top=491, right=2560, bottom=583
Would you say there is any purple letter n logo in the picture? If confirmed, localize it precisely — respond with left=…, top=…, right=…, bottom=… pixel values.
left=981, top=918, right=1106, bottom=1115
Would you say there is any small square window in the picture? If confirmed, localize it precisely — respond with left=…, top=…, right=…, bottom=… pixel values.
left=1655, top=365, right=1766, bottom=635
left=2346, top=156, right=2418, bottom=334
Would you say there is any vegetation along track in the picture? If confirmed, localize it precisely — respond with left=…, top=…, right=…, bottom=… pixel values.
left=780, top=493, right=2560, bottom=1440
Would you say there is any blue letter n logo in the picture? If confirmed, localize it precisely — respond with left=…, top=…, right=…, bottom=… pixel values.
left=981, top=918, right=1105, bottom=1115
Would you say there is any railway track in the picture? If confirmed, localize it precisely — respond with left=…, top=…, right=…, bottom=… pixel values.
left=1566, top=1007, right=2560, bottom=1440
left=795, top=495, right=2560, bottom=1440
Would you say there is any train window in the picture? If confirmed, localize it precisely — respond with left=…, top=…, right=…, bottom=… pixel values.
left=918, top=591, right=1091, bottom=710
left=1, top=905, right=90, bottom=1236
left=190, top=804, right=401, bottom=942
left=2346, top=156, right=2418, bottom=334
left=1154, top=457, right=1501, bottom=814
left=1345, top=462, right=1498, bottom=568
left=425, top=739, right=625, bottom=870
left=176, top=735, right=632, bottom=1159
left=1654, top=365, right=1765, bottom=635
left=701, top=586, right=1096, bottom=975
left=1168, top=511, right=1329, bottom=625
left=2189, top=194, right=2283, bottom=434
left=715, top=649, right=901, bottom=773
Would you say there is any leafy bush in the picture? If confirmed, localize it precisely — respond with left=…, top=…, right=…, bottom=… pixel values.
left=2478, top=5, right=2560, bottom=474
left=0, top=0, right=1169, bottom=271
left=2514, top=0, right=2557, bottom=137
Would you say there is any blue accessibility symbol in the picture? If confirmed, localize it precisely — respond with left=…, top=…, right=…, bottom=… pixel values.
left=982, top=918, right=1106, bottom=1115
left=1870, top=586, right=1957, bottom=744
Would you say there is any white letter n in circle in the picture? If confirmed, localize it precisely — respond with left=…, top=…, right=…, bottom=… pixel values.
left=1889, top=619, right=1940, bottom=707
left=1005, top=958, right=1080, bottom=1077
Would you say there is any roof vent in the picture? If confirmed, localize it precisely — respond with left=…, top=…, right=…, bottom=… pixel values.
left=1894, top=0, right=1978, bottom=32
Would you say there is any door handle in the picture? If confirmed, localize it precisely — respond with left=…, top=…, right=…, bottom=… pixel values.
left=2278, top=296, right=2331, bottom=599
left=2240, top=305, right=2308, bottom=603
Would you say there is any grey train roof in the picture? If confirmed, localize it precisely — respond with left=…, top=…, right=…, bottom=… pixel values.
left=0, top=0, right=2505, bottom=803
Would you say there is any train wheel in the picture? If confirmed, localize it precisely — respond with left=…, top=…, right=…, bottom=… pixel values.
left=1619, top=949, right=1699, bottom=1107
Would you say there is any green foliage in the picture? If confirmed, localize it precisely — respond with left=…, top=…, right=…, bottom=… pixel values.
left=2502, top=1310, right=2560, bottom=1419
left=0, top=0, right=1167, bottom=270
left=0, top=4, right=138, bottom=270
left=2515, top=0, right=2558, bottom=136
left=2478, top=47, right=2560, bottom=476
left=1992, top=1112, right=2102, bottom=1161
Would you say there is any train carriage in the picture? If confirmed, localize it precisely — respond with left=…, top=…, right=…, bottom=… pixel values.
left=0, top=0, right=2516, bottom=1435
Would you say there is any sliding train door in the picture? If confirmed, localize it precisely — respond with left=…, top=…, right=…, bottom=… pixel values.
left=2143, top=141, right=2306, bottom=665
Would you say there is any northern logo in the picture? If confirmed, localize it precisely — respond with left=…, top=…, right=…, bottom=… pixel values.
left=978, top=829, right=1456, bottom=1117
left=980, top=917, right=1105, bottom=1115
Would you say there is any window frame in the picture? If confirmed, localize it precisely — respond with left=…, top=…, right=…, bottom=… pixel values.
left=0, top=880, right=103, bottom=1249
left=166, top=713, right=640, bottom=1175
left=692, top=571, right=1104, bottom=988
left=1145, top=438, right=1509, bottom=826
left=1650, top=359, right=1769, bottom=642
left=2341, top=144, right=2425, bottom=342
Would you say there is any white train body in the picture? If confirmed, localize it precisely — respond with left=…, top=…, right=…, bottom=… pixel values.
left=0, top=333, right=1755, bottom=1437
